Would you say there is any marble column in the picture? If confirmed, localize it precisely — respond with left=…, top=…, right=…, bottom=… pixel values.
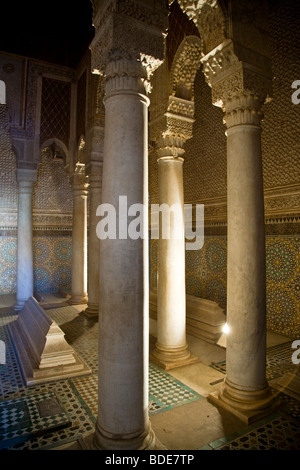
left=83, top=168, right=102, bottom=318
left=15, top=168, right=37, bottom=311
left=151, top=139, right=197, bottom=370
left=90, top=53, right=157, bottom=450
left=76, top=0, right=168, bottom=451
left=209, top=92, right=278, bottom=423
left=69, top=166, right=89, bottom=305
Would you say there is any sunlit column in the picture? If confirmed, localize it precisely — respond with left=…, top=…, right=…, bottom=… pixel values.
left=77, top=0, right=168, bottom=450
left=69, top=165, right=89, bottom=305
left=199, top=33, right=279, bottom=422
left=215, top=92, right=276, bottom=421
left=15, top=168, right=37, bottom=311
left=92, top=53, right=155, bottom=450
left=206, top=89, right=279, bottom=423
left=151, top=137, right=197, bottom=370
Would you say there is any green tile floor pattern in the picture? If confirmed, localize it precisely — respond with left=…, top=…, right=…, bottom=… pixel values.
left=0, top=301, right=300, bottom=450
left=0, top=306, right=203, bottom=449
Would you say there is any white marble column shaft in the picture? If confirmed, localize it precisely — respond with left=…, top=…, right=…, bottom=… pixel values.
left=93, top=56, right=155, bottom=450
left=15, top=169, right=37, bottom=311
left=84, top=172, right=102, bottom=317
left=152, top=154, right=196, bottom=369
left=69, top=173, right=89, bottom=305
left=210, top=93, right=277, bottom=422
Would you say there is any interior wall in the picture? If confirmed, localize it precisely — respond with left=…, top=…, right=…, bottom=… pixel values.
left=0, top=114, right=73, bottom=295
left=32, top=147, right=73, bottom=294
left=149, top=0, right=300, bottom=338
left=0, top=104, right=18, bottom=294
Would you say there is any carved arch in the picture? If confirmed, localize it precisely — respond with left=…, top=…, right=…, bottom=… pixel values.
left=170, top=35, right=202, bottom=100
left=40, top=138, right=69, bottom=167
left=176, top=0, right=228, bottom=55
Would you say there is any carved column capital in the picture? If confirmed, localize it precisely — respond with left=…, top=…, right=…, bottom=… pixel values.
left=201, top=39, right=272, bottom=108
left=150, top=95, right=195, bottom=158
left=200, top=39, right=272, bottom=130
left=224, top=92, right=264, bottom=129
left=70, top=163, right=89, bottom=193
left=90, top=0, right=168, bottom=97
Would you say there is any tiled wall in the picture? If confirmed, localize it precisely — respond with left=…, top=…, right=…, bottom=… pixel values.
left=150, top=236, right=300, bottom=338
left=0, top=236, right=72, bottom=294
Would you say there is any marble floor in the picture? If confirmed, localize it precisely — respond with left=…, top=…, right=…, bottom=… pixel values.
left=0, top=293, right=299, bottom=451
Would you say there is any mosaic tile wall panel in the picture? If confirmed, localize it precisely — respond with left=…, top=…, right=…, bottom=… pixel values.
left=266, top=237, right=299, bottom=337
left=33, top=237, right=72, bottom=293
left=0, top=236, right=72, bottom=294
left=0, top=237, right=17, bottom=294
left=150, top=236, right=300, bottom=338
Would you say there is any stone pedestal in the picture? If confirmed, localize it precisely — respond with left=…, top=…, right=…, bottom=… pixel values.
left=15, top=168, right=37, bottom=312
left=69, top=166, right=89, bottom=305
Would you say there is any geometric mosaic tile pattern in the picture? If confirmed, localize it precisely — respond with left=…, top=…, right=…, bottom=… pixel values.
left=0, top=296, right=299, bottom=450
left=151, top=236, right=300, bottom=337
left=210, top=341, right=299, bottom=382
left=69, top=365, right=203, bottom=421
left=0, top=392, right=71, bottom=450
left=200, top=414, right=300, bottom=450
left=0, top=236, right=72, bottom=295
left=33, top=237, right=72, bottom=293
left=266, top=237, right=300, bottom=337
left=0, top=301, right=202, bottom=449
left=149, top=363, right=203, bottom=414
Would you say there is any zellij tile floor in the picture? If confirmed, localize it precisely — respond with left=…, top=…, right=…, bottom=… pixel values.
left=0, top=293, right=299, bottom=451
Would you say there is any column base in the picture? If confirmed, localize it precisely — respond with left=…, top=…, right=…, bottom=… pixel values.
left=150, top=343, right=198, bottom=371
left=70, top=421, right=165, bottom=451
left=208, top=378, right=280, bottom=424
left=81, top=304, right=99, bottom=319
left=69, top=294, right=88, bottom=305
